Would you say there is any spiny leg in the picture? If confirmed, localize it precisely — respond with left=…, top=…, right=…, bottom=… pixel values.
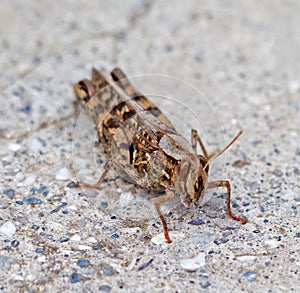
left=191, top=129, right=219, bottom=160
left=207, top=180, right=247, bottom=224
left=76, top=161, right=112, bottom=189
left=154, top=190, right=176, bottom=244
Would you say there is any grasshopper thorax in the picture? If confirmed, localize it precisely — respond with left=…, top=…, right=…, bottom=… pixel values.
left=175, top=154, right=209, bottom=208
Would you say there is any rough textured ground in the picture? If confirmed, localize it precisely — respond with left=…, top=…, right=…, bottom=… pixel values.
left=0, top=1, right=299, bottom=292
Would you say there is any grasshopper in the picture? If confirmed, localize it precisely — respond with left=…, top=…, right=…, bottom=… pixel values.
left=73, top=67, right=247, bottom=244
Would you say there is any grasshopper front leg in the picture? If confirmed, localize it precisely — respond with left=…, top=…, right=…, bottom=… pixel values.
left=207, top=180, right=248, bottom=224
left=191, top=129, right=221, bottom=160
left=154, top=190, right=176, bottom=244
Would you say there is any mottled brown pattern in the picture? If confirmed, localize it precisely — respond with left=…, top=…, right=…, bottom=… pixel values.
left=74, top=67, right=247, bottom=244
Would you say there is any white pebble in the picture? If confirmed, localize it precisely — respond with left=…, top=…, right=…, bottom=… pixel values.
left=26, top=274, right=37, bottom=281
left=82, top=188, right=98, bottom=198
left=264, top=239, right=278, bottom=249
left=121, top=227, right=141, bottom=235
left=119, top=192, right=134, bottom=207
left=70, top=234, right=81, bottom=241
left=78, top=244, right=91, bottom=250
left=87, top=237, right=97, bottom=243
left=288, top=80, right=300, bottom=93
left=28, top=138, right=44, bottom=153
left=55, top=167, right=71, bottom=180
left=236, top=255, right=257, bottom=262
left=38, top=256, right=46, bottom=262
left=180, top=253, right=206, bottom=270
left=8, top=143, right=21, bottom=152
left=0, top=221, right=16, bottom=238
left=151, top=231, right=185, bottom=245
left=21, top=175, right=37, bottom=186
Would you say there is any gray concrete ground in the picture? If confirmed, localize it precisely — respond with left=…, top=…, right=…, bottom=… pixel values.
left=0, top=1, right=299, bottom=292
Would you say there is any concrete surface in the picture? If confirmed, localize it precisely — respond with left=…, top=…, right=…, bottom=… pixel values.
left=0, top=1, right=299, bottom=292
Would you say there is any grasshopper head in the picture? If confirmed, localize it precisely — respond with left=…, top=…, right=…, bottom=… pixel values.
left=73, top=68, right=109, bottom=108
left=175, top=154, right=209, bottom=208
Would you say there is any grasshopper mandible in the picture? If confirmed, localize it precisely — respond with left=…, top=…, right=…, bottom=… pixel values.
left=73, top=67, right=247, bottom=244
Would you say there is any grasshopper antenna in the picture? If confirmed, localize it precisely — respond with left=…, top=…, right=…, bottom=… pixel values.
left=203, top=130, right=243, bottom=171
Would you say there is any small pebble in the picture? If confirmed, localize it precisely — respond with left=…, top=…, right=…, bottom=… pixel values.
left=100, top=201, right=108, bottom=208
left=77, top=258, right=90, bottom=267
left=264, top=239, right=278, bottom=249
left=214, top=238, right=229, bottom=245
left=201, top=282, right=211, bottom=289
left=82, top=188, right=98, bottom=198
left=31, top=225, right=39, bottom=231
left=23, top=197, right=42, bottom=204
left=42, top=191, right=49, bottom=196
left=98, top=285, right=112, bottom=292
left=15, top=200, right=24, bottom=205
left=137, top=258, right=154, bottom=271
left=111, top=233, right=119, bottom=239
left=60, top=236, right=69, bottom=243
left=188, top=219, right=205, bottom=225
left=8, top=143, right=21, bottom=152
left=66, top=182, right=79, bottom=188
left=11, top=240, right=20, bottom=247
left=70, top=273, right=81, bottom=283
left=70, top=234, right=81, bottom=241
left=0, top=221, right=16, bottom=238
left=28, top=138, right=43, bottom=153
left=119, top=192, right=134, bottom=207
left=121, top=227, right=140, bottom=235
left=55, top=167, right=71, bottom=180
left=22, top=175, right=36, bottom=186
left=3, top=189, right=15, bottom=199
left=35, top=247, right=44, bottom=254
left=221, top=238, right=229, bottom=244
left=93, top=244, right=100, bottom=250
left=19, top=104, right=31, bottom=114
left=236, top=255, right=257, bottom=262
left=243, top=271, right=258, bottom=281
left=180, top=253, right=206, bottom=270
left=151, top=231, right=185, bottom=245
left=103, top=267, right=115, bottom=276
left=78, top=245, right=91, bottom=250
left=37, top=185, right=47, bottom=194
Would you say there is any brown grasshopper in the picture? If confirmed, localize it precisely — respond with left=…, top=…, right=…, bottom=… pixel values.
left=73, top=67, right=247, bottom=244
